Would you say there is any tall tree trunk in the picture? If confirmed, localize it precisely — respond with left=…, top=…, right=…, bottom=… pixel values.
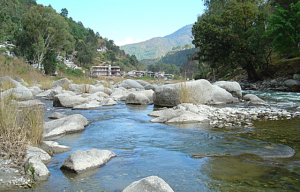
left=245, top=62, right=259, bottom=82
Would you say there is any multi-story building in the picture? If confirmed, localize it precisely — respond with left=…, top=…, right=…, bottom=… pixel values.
left=90, top=65, right=121, bottom=77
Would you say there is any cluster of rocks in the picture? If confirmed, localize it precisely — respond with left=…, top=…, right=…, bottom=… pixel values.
left=1, top=76, right=299, bottom=191
left=240, top=76, right=300, bottom=92
left=149, top=103, right=299, bottom=128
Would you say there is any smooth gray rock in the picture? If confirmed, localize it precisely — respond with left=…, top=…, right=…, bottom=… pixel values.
left=153, top=79, right=213, bottom=107
left=2, top=87, right=33, bottom=101
left=213, top=81, right=242, bottom=99
left=24, top=156, right=50, bottom=181
left=40, top=141, right=71, bottom=156
left=110, top=88, right=129, bottom=100
left=100, top=98, right=117, bottom=106
left=60, top=149, right=116, bottom=173
left=135, top=79, right=150, bottom=87
left=145, top=84, right=158, bottom=91
left=89, top=85, right=112, bottom=95
left=283, top=79, right=300, bottom=88
left=208, top=85, right=239, bottom=104
left=117, top=79, right=144, bottom=89
left=28, top=86, right=43, bottom=95
left=48, top=112, right=67, bottom=119
left=243, top=94, right=269, bottom=106
left=26, top=146, right=52, bottom=164
left=43, top=114, right=88, bottom=138
left=51, top=78, right=72, bottom=88
left=126, top=92, right=151, bottom=105
left=53, top=94, right=89, bottom=108
left=122, top=176, right=174, bottom=192
left=297, top=106, right=300, bottom=111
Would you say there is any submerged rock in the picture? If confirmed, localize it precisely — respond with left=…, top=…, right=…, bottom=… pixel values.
left=40, top=141, right=71, bottom=156
left=24, top=156, right=50, bottom=181
left=243, top=94, right=269, bottom=106
left=60, top=149, right=116, bottom=173
left=122, top=176, right=174, bottom=192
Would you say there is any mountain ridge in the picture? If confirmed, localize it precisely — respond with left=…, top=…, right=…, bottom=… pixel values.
left=121, top=24, right=193, bottom=60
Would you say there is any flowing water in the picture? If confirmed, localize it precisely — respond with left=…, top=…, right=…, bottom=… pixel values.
left=24, top=90, right=300, bottom=191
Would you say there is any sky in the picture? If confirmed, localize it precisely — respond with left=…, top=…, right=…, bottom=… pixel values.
left=36, top=0, right=205, bottom=46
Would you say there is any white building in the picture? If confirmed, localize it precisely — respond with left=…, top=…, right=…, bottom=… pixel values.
left=90, top=65, right=121, bottom=77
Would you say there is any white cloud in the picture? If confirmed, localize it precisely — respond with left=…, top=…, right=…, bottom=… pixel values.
left=115, top=37, right=142, bottom=46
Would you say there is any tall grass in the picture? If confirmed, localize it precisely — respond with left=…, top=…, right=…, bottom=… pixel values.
left=178, top=81, right=203, bottom=105
left=0, top=94, right=44, bottom=168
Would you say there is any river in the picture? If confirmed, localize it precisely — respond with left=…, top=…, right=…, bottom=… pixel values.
left=28, top=90, right=300, bottom=191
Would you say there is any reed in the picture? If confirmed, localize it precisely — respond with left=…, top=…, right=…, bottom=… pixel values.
left=0, top=94, right=44, bottom=168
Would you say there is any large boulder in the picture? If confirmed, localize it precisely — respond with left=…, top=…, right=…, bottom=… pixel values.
left=28, top=86, right=43, bottom=96
left=213, top=81, right=242, bottom=99
left=17, top=100, right=45, bottom=108
left=73, top=100, right=102, bottom=109
left=40, top=141, right=71, bottom=156
left=89, top=85, right=112, bottom=95
left=283, top=79, right=300, bottom=88
left=122, top=176, right=174, bottom=192
left=53, top=94, right=88, bottom=108
left=51, top=78, right=72, bottom=88
left=43, top=114, right=88, bottom=138
left=208, top=85, right=239, bottom=104
left=60, top=149, right=116, bottom=173
left=111, top=88, right=130, bottom=100
left=117, top=79, right=144, bottom=89
left=24, top=156, right=50, bottom=181
left=153, top=80, right=213, bottom=107
left=145, top=84, right=158, bottom=91
left=125, top=92, right=152, bottom=105
left=100, top=98, right=117, bottom=106
left=243, top=94, right=269, bottom=106
left=48, top=112, right=67, bottom=119
left=2, top=86, right=33, bottom=101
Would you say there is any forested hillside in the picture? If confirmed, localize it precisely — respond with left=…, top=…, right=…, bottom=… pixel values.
left=121, top=24, right=193, bottom=60
left=0, top=0, right=145, bottom=76
left=192, top=0, right=300, bottom=81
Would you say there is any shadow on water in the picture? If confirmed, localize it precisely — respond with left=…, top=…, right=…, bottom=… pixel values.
left=28, top=92, right=300, bottom=192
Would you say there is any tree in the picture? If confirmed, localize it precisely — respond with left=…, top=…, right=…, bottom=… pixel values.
left=43, top=49, right=57, bottom=75
left=107, top=50, right=116, bottom=64
left=267, top=1, right=300, bottom=57
left=60, top=8, right=68, bottom=17
left=15, top=5, right=74, bottom=69
left=193, top=0, right=273, bottom=81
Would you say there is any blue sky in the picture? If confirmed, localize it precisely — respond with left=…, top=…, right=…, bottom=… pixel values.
left=36, top=0, right=205, bottom=46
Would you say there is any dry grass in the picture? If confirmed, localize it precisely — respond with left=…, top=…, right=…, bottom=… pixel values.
left=0, top=80, right=16, bottom=91
left=178, top=81, right=202, bottom=105
left=0, top=94, right=44, bottom=169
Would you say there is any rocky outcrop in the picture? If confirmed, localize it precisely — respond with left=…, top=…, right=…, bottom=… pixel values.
left=2, top=87, right=33, bottom=101
left=28, top=86, right=43, bottom=96
left=243, top=94, right=269, bottom=106
left=122, top=176, right=174, bottom=192
left=100, top=98, right=117, bottom=106
left=135, top=79, right=150, bottom=87
left=60, top=149, right=116, bottom=173
left=43, top=114, right=88, bottom=138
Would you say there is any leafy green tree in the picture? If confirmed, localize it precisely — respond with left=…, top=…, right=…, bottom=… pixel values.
left=60, top=8, right=68, bottom=17
left=107, top=50, right=117, bottom=64
left=43, top=49, right=57, bottom=75
left=193, top=0, right=273, bottom=81
left=267, top=1, right=300, bottom=57
left=15, top=5, right=74, bottom=69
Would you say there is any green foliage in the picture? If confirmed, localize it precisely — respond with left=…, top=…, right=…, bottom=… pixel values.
left=147, top=62, right=180, bottom=75
left=43, top=49, right=57, bottom=75
left=267, top=2, right=300, bottom=58
left=193, top=0, right=273, bottom=81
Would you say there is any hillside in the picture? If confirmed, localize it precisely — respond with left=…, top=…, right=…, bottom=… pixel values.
left=121, top=24, right=193, bottom=60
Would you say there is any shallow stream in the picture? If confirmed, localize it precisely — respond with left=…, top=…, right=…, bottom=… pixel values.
left=27, top=90, right=300, bottom=191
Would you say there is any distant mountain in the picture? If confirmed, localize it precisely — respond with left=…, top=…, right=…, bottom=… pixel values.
left=121, top=24, right=193, bottom=60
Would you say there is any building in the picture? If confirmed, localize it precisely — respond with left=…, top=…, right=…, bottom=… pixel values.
left=90, top=65, right=121, bottom=77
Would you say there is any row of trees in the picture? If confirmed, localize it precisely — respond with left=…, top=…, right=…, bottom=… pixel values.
left=0, top=0, right=145, bottom=75
left=192, top=0, right=300, bottom=81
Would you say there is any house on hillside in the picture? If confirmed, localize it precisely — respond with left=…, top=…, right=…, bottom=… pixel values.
left=90, top=65, right=121, bottom=77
